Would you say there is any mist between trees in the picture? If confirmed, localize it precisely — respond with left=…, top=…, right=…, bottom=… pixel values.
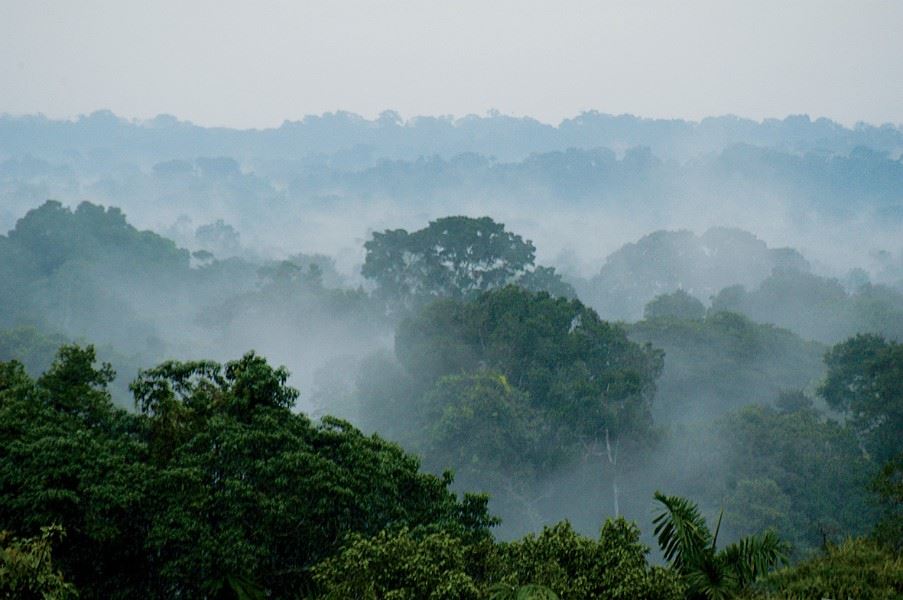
left=1, top=112, right=902, bottom=598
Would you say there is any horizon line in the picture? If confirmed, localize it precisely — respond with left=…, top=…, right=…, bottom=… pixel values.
left=2, top=107, right=901, bottom=133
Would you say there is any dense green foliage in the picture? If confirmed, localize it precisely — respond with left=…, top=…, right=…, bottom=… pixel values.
left=377, top=286, right=662, bottom=448
left=364, top=216, right=535, bottom=303
left=313, top=519, right=685, bottom=600
left=312, top=527, right=487, bottom=599
left=818, top=335, right=903, bottom=552
left=0, top=346, right=493, bottom=598
left=819, top=334, right=903, bottom=464
left=363, top=216, right=573, bottom=312
left=1, top=196, right=900, bottom=597
left=0, top=200, right=250, bottom=357
left=713, top=405, right=877, bottom=555
left=746, top=538, right=903, bottom=599
left=356, top=286, right=663, bottom=531
left=872, top=455, right=903, bottom=552
left=2, top=344, right=792, bottom=600
left=0, top=200, right=393, bottom=413
left=490, top=520, right=684, bottom=600
left=0, top=525, right=77, bottom=599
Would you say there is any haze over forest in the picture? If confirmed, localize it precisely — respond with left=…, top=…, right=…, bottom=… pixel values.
left=2, top=3, right=902, bottom=598
left=3, top=109, right=903, bottom=274
left=2, top=105, right=903, bottom=597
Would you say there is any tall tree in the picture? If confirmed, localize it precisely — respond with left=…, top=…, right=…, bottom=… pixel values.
left=363, top=216, right=570, bottom=311
left=360, top=286, right=664, bottom=529
left=820, top=334, right=903, bottom=464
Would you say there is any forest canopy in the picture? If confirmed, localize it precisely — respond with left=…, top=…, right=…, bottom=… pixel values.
left=0, top=173, right=900, bottom=597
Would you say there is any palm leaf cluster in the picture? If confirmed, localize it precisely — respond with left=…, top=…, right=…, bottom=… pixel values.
left=653, top=492, right=787, bottom=599
left=487, top=583, right=560, bottom=600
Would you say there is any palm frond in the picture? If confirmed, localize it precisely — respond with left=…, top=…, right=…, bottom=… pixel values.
left=684, top=552, right=738, bottom=600
left=652, top=491, right=713, bottom=571
left=719, top=529, right=789, bottom=588
left=487, top=583, right=559, bottom=600
left=486, top=584, right=518, bottom=600
left=516, top=584, right=560, bottom=600
left=710, top=507, right=724, bottom=551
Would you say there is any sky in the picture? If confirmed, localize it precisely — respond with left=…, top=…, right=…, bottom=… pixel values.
left=1, top=0, right=902, bottom=129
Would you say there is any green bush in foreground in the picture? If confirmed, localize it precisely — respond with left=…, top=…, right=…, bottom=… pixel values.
left=0, top=525, right=77, bottom=599
left=312, top=519, right=685, bottom=600
left=745, top=538, right=903, bottom=599
left=0, top=346, right=493, bottom=598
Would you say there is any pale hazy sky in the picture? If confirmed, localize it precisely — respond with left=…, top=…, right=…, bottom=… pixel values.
left=1, top=0, right=901, bottom=128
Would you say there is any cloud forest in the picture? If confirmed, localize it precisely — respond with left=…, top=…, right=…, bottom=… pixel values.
left=1, top=107, right=901, bottom=598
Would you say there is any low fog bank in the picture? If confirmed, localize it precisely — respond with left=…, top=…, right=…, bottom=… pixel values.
left=2, top=140, right=903, bottom=290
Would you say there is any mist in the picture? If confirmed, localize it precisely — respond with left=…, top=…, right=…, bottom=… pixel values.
left=6, top=101, right=903, bottom=600
left=3, top=0, right=903, bottom=594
